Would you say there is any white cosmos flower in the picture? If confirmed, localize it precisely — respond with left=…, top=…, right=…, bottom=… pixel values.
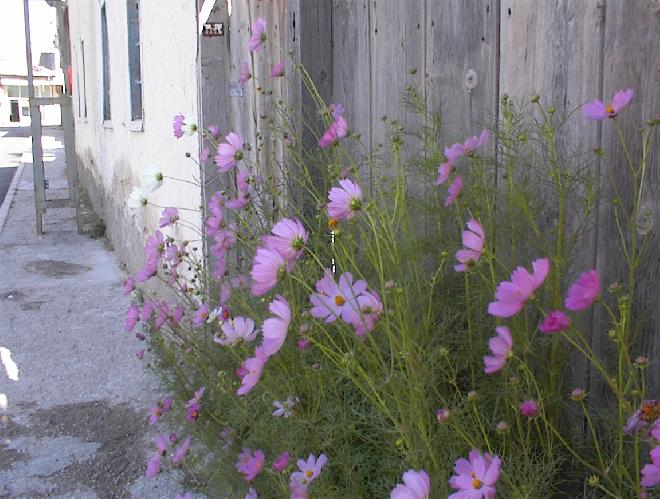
left=141, top=165, right=164, bottom=194
left=127, top=187, right=148, bottom=209
left=272, top=396, right=299, bottom=418
left=183, top=123, right=198, bottom=136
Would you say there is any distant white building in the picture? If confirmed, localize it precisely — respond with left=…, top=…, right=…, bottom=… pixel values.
left=0, top=0, right=64, bottom=125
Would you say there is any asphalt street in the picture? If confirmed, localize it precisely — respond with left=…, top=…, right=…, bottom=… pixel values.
left=0, top=126, right=31, bottom=207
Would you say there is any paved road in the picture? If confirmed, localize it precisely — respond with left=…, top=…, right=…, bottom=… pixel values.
left=0, top=126, right=31, bottom=207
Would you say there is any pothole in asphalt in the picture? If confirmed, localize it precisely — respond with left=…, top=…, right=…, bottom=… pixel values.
left=1, top=290, right=26, bottom=301
left=0, top=400, right=146, bottom=498
left=22, top=260, right=92, bottom=278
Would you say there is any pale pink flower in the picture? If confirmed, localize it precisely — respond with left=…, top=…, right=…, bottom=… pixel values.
left=172, top=114, right=185, bottom=139
left=353, top=289, right=383, bottom=336
left=270, top=61, right=285, bottom=77
left=327, top=179, right=363, bottom=221
left=139, top=300, right=154, bottom=321
left=239, top=61, right=252, bottom=86
left=236, top=448, right=265, bottom=481
left=318, top=116, right=348, bottom=148
left=448, top=449, right=501, bottom=498
left=214, top=317, right=258, bottom=346
left=215, top=132, right=244, bottom=172
left=435, top=161, right=455, bottom=185
left=520, top=399, right=539, bottom=418
left=290, top=453, right=327, bottom=491
left=564, top=270, right=600, bottom=311
left=273, top=451, right=290, bottom=472
left=539, top=310, right=570, bottom=333
left=159, top=207, right=178, bottom=228
left=641, top=446, right=660, bottom=487
left=462, top=129, right=489, bottom=156
left=124, top=303, right=139, bottom=332
left=123, top=277, right=135, bottom=295
left=391, top=469, right=430, bottom=499
left=200, top=146, right=210, bottom=163
left=584, top=89, right=634, bottom=120
left=172, top=437, right=191, bottom=465
left=329, top=103, right=344, bottom=120
left=455, top=219, right=485, bottom=272
left=250, top=247, right=292, bottom=296
left=261, top=296, right=291, bottom=357
left=297, top=338, right=311, bottom=350
left=208, top=123, right=220, bottom=137
left=444, top=143, right=464, bottom=164
left=146, top=453, right=161, bottom=478
left=483, top=326, right=513, bottom=374
left=262, top=218, right=308, bottom=261
left=237, top=346, right=268, bottom=396
left=225, top=171, right=250, bottom=209
left=488, top=258, right=550, bottom=317
left=192, top=303, right=210, bottom=327
left=444, top=175, right=463, bottom=207
left=309, top=270, right=366, bottom=324
left=249, top=18, right=267, bottom=52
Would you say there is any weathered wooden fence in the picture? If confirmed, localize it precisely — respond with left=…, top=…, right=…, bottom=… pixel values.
left=198, top=0, right=659, bottom=390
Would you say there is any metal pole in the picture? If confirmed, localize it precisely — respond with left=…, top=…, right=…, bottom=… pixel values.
left=23, top=0, right=47, bottom=234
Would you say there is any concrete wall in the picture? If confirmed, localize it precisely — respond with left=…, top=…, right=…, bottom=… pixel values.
left=67, top=0, right=201, bottom=272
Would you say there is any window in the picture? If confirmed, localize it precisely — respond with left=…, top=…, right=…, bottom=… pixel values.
left=126, top=0, right=143, bottom=121
left=101, top=4, right=111, bottom=121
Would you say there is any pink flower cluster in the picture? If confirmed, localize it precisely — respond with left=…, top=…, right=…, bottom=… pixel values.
left=455, top=219, right=484, bottom=272
left=289, top=453, right=327, bottom=497
left=318, top=105, right=348, bottom=148
left=327, top=179, right=363, bottom=221
left=436, top=130, right=488, bottom=207
left=448, top=449, right=501, bottom=498
left=236, top=448, right=265, bottom=481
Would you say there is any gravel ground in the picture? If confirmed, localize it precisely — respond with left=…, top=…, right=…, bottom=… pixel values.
left=0, top=128, right=187, bottom=498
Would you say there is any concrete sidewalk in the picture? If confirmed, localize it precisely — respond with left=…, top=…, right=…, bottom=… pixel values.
left=0, top=129, right=184, bottom=498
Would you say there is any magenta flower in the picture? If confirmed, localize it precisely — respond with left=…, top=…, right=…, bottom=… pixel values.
left=564, top=270, right=600, bottom=311
left=327, top=179, right=363, bottom=221
left=583, top=89, right=634, bottom=120
left=290, top=453, right=328, bottom=491
left=192, top=303, right=210, bottom=327
left=444, top=143, right=464, bottom=164
left=435, top=161, right=455, bottom=185
left=273, top=451, right=290, bottom=472
left=539, top=310, right=570, bottom=333
left=488, top=258, right=550, bottom=317
left=391, top=469, right=430, bottom=499
left=122, top=277, right=135, bottom=295
left=483, top=326, right=513, bottom=374
left=250, top=247, right=292, bottom=296
left=186, top=402, right=201, bottom=422
left=309, top=270, right=366, bottom=324
left=215, top=132, right=244, bottom=172
left=172, top=437, right=191, bottom=465
left=444, top=175, right=463, bottom=207
left=237, top=346, right=269, bottom=396
left=270, top=61, right=285, bottom=77
left=155, top=434, right=168, bottom=455
left=146, top=453, right=161, bottom=478
left=455, top=219, right=485, bottom=272
left=520, top=399, right=539, bottom=418
left=318, top=116, right=348, bottom=148
left=236, top=448, right=266, bottom=481
left=139, top=300, right=154, bottom=321
left=124, top=303, right=139, bottom=332
left=297, top=337, right=311, bottom=350
left=214, top=316, right=258, bottom=346
left=172, top=114, right=185, bottom=139
left=462, top=129, right=489, bottom=156
left=159, top=207, right=178, bottom=228
left=448, top=449, right=501, bottom=498
left=353, top=289, right=383, bottom=336
left=239, top=61, right=251, bottom=86
left=261, top=296, right=291, bottom=356
left=641, top=446, right=660, bottom=487
left=225, top=171, right=251, bottom=209
left=249, top=18, right=267, bottom=52
left=263, top=218, right=308, bottom=261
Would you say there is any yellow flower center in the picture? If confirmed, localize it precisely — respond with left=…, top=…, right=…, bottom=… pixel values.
left=641, top=400, right=660, bottom=422
left=471, top=473, right=483, bottom=489
left=335, top=295, right=346, bottom=306
left=328, top=218, right=338, bottom=229
left=605, top=105, right=615, bottom=115
left=305, top=470, right=313, bottom=478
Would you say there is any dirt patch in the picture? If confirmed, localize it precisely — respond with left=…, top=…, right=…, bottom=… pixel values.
left=23, top=260, right=92, bottom=278
left=1, top=400, right=147, bottom=498
left=20, top=301, right=44, bottom=310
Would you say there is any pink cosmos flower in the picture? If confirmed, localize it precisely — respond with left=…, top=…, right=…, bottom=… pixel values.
left=172, top=437, right=191, bottom=465
left=652, top=420, right=660, bottom=441
left=455, top=219, right=485, bottom=272
left=249, top=18, right=267, bottom=52
left=483, top=326, right=513, bottom=374
left=270, top=61, right=285, bottom=77
left=186, top=387, right=205, bottom=408
left=444, top=143, right=464, bottom=164
left=261, top=296, right=291, bottom=356
left=327, top=179, right=363, bottom=221
left=237, top=346, right=269, bottom=396
left=520, top=399, right=539, bottom=418
left=391, top=469, right=430, bottom=499
left=192, top=303, right=210, bottom=327
left=215, top=132, right=245, bottom=172
left=297, top=338, right=311, bottom=350
left=641, top=446, right=660, bottom=487
left=236, top=448, right=266, bottom=481
left=172, top=114, right=185, bottom=139
left=539, top=310, right=570, bottom=333
left=186, top=402, right=201, bottom=422
left=353, top=289, right=383, bottom=336
left=444, top=175, right=463, bottom=207
left=208, top=124, right=220, bottom=137
left=583, top=89, right=634, bottom=120
left=262, top=218, right=308, bottom=261
left=136, top=349, right=145, bottom=359
left=624, top=400, right=660, bottom=435
left=564, top=270, right=601, bottom=311
left=462, top=129, right=489, bottom=156
left=488, top=258, right=550, bottom=317
left=435, top=161, right=456, bottom=185
left=200, top=147, right=210, bottom=163
left=239, top=61, right=252, bottom=86
left=122, top=277, right=135, bottom=295
left=214, top=317, right=258, bottom=346
left=273, top=451, right=290, bottom=472
left=448, top=449, right=501, bottom=498
left=225, top=171, right=251, bottom=209
left=155, top=434, right=168, bottom=455
left=146, top=453, right=161, bottom=478
left=329, top=103, right=344, bottom=119
left=144, top=230, right=165, bottom=263
left=139, top=300, right=154, bottom=321
left=309, top=270, right=366, bottom=324
left=318, top=116, right=348, bottom=148
left=250, top=247, right=293, bottom=296
left=158, top=207, right=178, bottom=228
left=124, top=303, right=139, bottom=332
left=290, top=453, right=328, bottom=491
left=136, top=260, right=158, bottom=282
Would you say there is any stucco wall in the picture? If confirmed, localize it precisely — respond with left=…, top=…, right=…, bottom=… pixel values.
left=67, top=0, right=201, bottom=273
